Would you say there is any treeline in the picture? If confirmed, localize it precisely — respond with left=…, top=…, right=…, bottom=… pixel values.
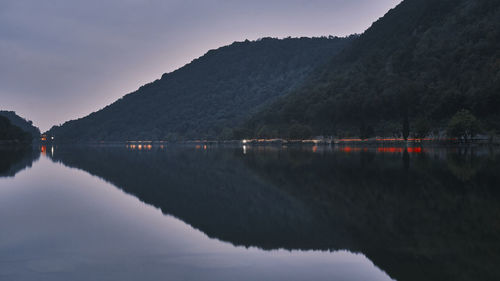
left=241, top=0, right=500, bottom=140
left=0, top=111, right=40, bottom=140
left=0, top=115, right=33, bottom=144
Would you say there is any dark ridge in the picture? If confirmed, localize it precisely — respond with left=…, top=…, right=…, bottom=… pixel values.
left=244, top=0, right=500, bottom=138
left=47, top=37, right=353, bottom=142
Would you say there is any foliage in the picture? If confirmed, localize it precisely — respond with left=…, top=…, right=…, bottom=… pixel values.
left=413, top=118, right=432, bottom=139
left=288, top=124, right=313, bottom=139
left=0, top=111, right=40, bottom=139
left=0, top=116, right=32, bottom=144
left=359, top=122, right=375, bottom=140
left=402, top=115, right=410, bottom=141
left=447, top=109, right=482, bottom=141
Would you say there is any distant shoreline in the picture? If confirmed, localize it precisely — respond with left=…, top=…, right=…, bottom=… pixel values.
left=39, top=137, right=500, bottom=147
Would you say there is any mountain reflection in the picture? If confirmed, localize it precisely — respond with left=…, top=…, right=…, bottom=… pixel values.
left=47, top=145, right=500, bottom=281
left=0, top=146, right=40, bottom=177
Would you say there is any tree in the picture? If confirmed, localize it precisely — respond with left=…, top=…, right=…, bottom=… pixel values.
left=447, top=110, right=482, bottom=142
left=359, top=122, right=374, bottom=140
left=0, top=116, right=32, bottom=144
left=413, top=118, right=431, bottom=139
left=288, top=124, right=313, bottom=140
left=402, top=114, right=410, bottom=141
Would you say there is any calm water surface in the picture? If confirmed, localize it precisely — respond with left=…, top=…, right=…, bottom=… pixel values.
left=0, top=145, right=499, bottom=281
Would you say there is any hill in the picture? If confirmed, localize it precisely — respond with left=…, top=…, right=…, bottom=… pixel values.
left=0, top=111, right=40, bottom=140
left=47, top=37, right=353, bottom=142
left=243, top=0, right=500, bottom=138
left=0, top=115, right=33, bottom=144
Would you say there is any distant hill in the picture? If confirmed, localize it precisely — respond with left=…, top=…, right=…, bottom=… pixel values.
left=47, top=37, right=353, bottom=142
left=244, top=0, right=500, bottom=138
left=0, top=111, right=40, bottom=140
left=0, top=115, right=33, bottom=144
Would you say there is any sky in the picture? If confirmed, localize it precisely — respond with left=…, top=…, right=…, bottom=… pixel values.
left=0, top=0, right=401, bottom=131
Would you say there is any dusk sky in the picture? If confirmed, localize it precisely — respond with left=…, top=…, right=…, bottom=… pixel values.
left=1, top=0, right=401, bottom=131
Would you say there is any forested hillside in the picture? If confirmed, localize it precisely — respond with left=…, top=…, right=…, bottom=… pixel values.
left=243, top=0, right=500, bottom=138
left=0, top=111, right=40, bottom=140
left=0, top=115, right=33, bottom=144
left=47, top=37, right=352, bottom=142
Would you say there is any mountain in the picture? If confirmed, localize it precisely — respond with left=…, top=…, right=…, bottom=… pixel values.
left=243, top=0, right=500, bottom=138
left=0, top=111, right=40, bottom=140
left=47, top=37, right=353, bottom=142
left=0, top=115, right=34, bottom=144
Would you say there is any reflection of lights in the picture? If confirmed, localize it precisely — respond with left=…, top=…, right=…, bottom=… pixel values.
left=407, top=147, right=424, bottom=153
left=51, top=146, right=54, bottom=157
left=203, top=145, right=207, bottom=150
left=41, top=145, right=46, bottom=155
left=378, top=147, right=403, bottom=153
left=243, top=145, right=247, bottom=155
left=339, top=147, right=360, bottom=153
left=195, top=145, right=201, bottom=149
left=138, top=145, right=142, bottom=150
left=377, top=147, right=425, bottom=154
left=312, top=146, right=318, bottom=153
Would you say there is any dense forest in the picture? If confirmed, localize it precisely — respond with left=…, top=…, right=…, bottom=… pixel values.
left=243, top=0, right=500, bottom=139
left=0, top=111, right=40, bottom=140
left=0, top=115, right=33, bottom=144
left=47, top=37, right=353, bottom=142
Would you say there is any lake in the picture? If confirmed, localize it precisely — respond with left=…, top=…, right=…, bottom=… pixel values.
left=1, top=145, right=499, bottom=281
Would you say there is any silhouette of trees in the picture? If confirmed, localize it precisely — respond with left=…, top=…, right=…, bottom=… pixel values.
left=0, top=116, right=32, bottom=144
left=447, top=110, right=482, bottom=142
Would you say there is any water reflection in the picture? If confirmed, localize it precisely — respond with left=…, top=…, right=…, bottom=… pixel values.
left=1, top=145, right=499, bottom=281
left=0, top=146, right=40, bottom=177
left=0, top=149, right=393, bottom=281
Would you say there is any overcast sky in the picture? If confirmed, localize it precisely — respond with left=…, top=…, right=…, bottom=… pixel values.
left=1, top=0, right=401, bottom=131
